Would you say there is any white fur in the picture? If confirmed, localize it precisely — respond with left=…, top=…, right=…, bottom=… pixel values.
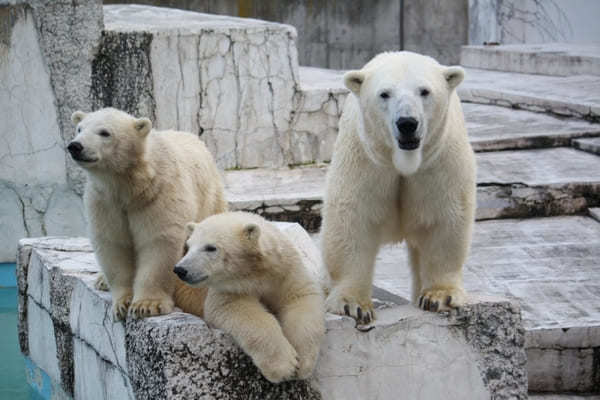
left=322, top=52, right=476, bottom=322
left=176, top=212, right=325, bottom=383
left=71, top=108, right=227, bottom=320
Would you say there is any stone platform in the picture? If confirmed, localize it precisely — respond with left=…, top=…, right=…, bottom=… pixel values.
left=17, top=232, right=526, bottom=400
left=461, top=44, right=600, bottom=77
left=225, top=146, right=600, bottom=227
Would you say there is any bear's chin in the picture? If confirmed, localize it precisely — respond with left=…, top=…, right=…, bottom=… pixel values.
left=392, top=148, right=422, bottom=176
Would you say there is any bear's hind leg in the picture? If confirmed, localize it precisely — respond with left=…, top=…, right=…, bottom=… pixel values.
left=407, top=245, right=422, bottom=305
left=279, top=293, right=325, bottom=379
left=205, top=292, right=299, bottom=383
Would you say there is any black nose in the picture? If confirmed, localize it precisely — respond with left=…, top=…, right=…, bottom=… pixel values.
left=67, top=141, right=83, bottom=156
left=174, top=266, right=188, bottom=279
left=396, top=117, right=419, bottom=136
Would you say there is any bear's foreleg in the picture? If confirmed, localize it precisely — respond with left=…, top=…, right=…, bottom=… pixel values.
left=411, top=222, right=471, bottom=312
left=322, top=220, right=380, bottom=324
left=94, top=242, right=136, bottom=321
left=129, top=240, right=177, bottom=318
left=205, top=291, right=299, bottom=384
left=279, top=293, right=325, bottom=379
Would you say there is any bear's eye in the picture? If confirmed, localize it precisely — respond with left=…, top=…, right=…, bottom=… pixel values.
left=99, top=130, right=111, bottom=137
left=77, top=126, right=82, bottom=133
left=204, top=244, right=217, bottom=252
left=183, top=243, right=189, bottom=255
left=379, top=91, right=390, bottom=100
left=420, top=88, right=430, bottom=97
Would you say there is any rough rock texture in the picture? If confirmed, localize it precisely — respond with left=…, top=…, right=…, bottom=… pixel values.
left=573, top=137, right=600, bottom=156
left=369, top=215, right=600, bottom=394
left=461, top=44, right=600, bottom=77
left=0, top=1, right=98, bottom=262
left=459, top=68, right=600, bottom=122
left=17, top=231, right=527, bottom=399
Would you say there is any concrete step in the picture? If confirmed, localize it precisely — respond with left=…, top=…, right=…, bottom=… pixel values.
left=225, top=147, right=600, bottom=229
left=16, top=235, right=528, bottom=399
left=461, top=43, right=600, bottom=77
left=363, top=215, right=600, bottom=394
left=459, top=68, right=600, bottom=121
left=529, top=396, right=600, bottom=400
left=574, top=137, right=600, bottom=156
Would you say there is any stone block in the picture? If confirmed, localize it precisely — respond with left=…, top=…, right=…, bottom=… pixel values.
left=17, top=232, right=528, bottom=399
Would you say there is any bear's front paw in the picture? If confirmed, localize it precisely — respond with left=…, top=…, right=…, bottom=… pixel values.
left=128, top=297, right=174, bottom=319
left=94, top=273, right=110, bottom=291
left=325, top=287, right=374, bottom=325
left=256, top=342, right=299, bottom=384
left=418, top=286, right=465, bottom=312
left=112, top=293, right=133, bottom=321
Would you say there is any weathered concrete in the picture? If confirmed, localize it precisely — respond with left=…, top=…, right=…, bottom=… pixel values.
left=459, top=67, right=600, bottom=121
left=465, top=103, right=600, bottom=152
left=573, top=137, right=600, bottom=156
left=0, top=0, right=101, bottom=262
left=17, top=233, right=527, bottom=399
left=461, top=43, right=600, bottom=76
left=590, top=208, right=600, bottom=222
left=225, top=147, right=600, bottom=229
left=362, top=216, right=600, bottom=394
left=403, top=0, right=468, bottom=65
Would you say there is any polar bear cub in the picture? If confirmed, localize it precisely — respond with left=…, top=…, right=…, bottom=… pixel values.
left=68, top=108, right=227, bottom=320
left=321, top=51, right=476, bottom=324
left=174, top=212, right=325, bottom=383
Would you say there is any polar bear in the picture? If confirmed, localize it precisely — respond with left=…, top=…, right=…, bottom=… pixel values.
left=321, top=51, right=476, bottom=324
left=68, top=108, right=227, bottom=320
left=174, top=212, right=325, bottom=383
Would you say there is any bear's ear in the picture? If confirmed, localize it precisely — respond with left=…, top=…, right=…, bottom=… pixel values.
left=71, top=111, right=87, bottom=125
left=134, top=117, right=152, bottom=137
left=185, top=222, right=197, bottom=239
left=443, top=66, right=465, bottom=90
left=242, top=223, right=260, bottom=243
left=343, top=70, right=366, bottom=94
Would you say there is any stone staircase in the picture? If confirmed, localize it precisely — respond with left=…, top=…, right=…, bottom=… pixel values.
left=5, top=1, right=600, bottom=398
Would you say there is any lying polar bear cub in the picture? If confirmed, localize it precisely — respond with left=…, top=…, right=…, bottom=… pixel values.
left=174, top=212, right=325, bottom=383
left=322, top=51, right=477, bottom=324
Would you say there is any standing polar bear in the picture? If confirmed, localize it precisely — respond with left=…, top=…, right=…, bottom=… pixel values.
left=68, top=108, right=227, bottom=320
left=174, top=212, right=325, bottom=383
left=322, top=52, right=476, bottom=324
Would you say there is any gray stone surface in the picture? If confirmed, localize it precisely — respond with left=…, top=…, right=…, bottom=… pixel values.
left=360, top=216, right=600, bottom=393
left=461, top=43, right=600, bottom=76
left=224, top=147, right=600, bottom=228
left=459, top=67, right=600, bottom=121
left=403, top=0, right=468, bottom=65
left=464, top=103, right=600, bottom=152
left=590, top=208, right=600, bottom=222
left=17, top=234, right=527, bottom=399
left=573, top=137, right=600, bottom=156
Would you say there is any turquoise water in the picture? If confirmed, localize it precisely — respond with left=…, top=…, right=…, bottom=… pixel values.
left=0, top=264, right=43, bottom=400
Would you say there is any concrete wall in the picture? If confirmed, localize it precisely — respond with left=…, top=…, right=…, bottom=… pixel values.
left=469, top=0, right=600, bottom=45
left=104, top=0, right=471, bottom=67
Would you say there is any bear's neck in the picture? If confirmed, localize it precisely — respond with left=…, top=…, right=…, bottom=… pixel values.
left=89, top=160, right=160, bottom=206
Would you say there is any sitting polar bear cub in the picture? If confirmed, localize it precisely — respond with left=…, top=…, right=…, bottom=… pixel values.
left=322, top=51, right=476, bottom=324
left=68, top=108, right=227, bottom=320
left=174, top=212, right=325, bottom=383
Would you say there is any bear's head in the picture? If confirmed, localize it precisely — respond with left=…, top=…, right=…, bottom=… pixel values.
left=174, top=212, right=266, bottom=294
left=68, top=108, right=152, bottom=173
left=343, top=51, right=465, bottom=176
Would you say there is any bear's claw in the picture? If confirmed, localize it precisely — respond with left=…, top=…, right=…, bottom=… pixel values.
left=128, top=298, right=174, bottom=319
left=94, top=273, right=110, bottom=291
left=418, top=288, right=464, bottom=312
left=112, top=294, right=133, bottom=321
left=327, top=291, right=374, bottom=326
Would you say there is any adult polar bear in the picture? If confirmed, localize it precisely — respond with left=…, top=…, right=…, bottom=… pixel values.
left=321, top=52, right=476, bottom=324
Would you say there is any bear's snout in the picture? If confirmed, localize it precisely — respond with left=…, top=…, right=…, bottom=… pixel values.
left=173, top=266, right=188, bottom=279
left=67, top=141, right=83, bottom=157
left=396, top=117, right=418, bottom=136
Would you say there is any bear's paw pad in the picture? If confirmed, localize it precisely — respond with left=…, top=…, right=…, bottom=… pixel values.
left=128, top=298, right=174, bottom=319
left=418, top=287, right=465, bottom=312
left=112, top=294, right=133, bottom=321
left=325, top=291, right=375, bottom=325
left=94, top=273, right=109, bottom=291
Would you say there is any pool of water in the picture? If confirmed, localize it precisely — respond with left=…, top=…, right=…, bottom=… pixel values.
left=0, top=264, right=44, bottom=400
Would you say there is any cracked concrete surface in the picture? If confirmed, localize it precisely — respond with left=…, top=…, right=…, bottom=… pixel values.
left=17, top=231, right=527, bottom=399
